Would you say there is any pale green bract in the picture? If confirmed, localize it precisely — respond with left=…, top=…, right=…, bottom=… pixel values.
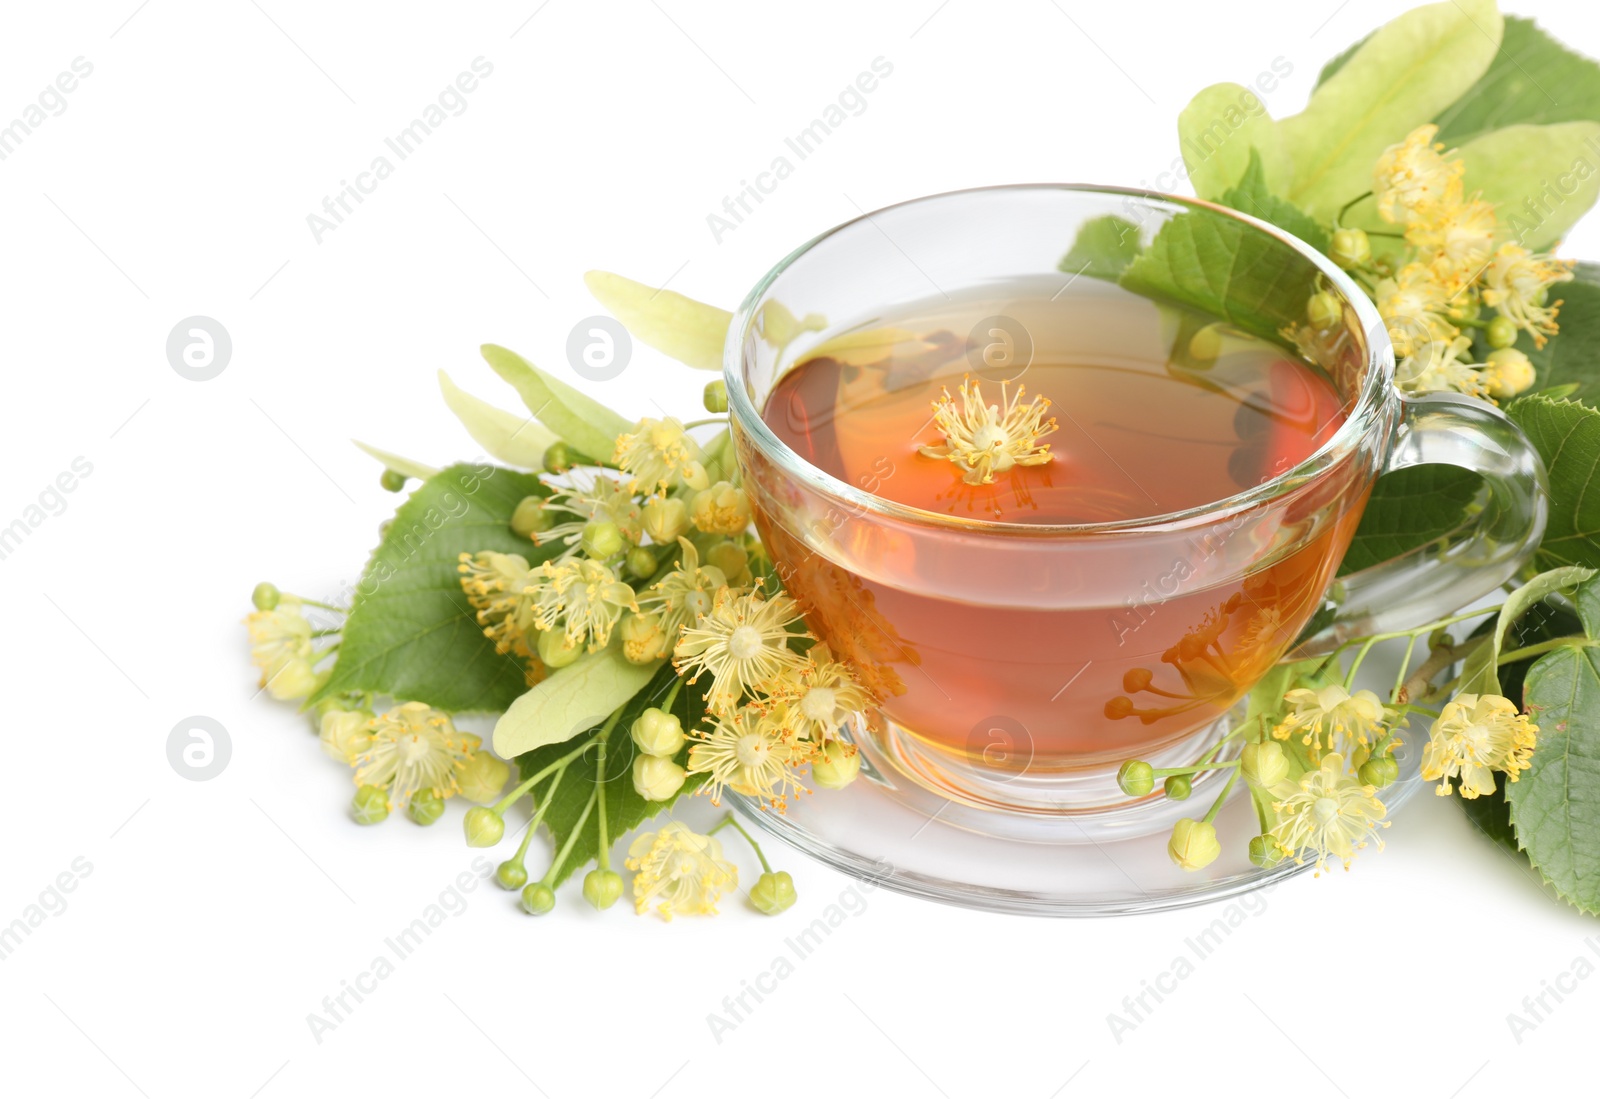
left=479, top=343, right=632, bottom=462
left=352, top=440, right=440, bottom=481
left=1458, top=566, right=1595, bottom=696
left=1177, top=82, right=1292, bottom=200
left=1276, top=0, right=1502, bottom=220
left=438, top=369, right=557, bottom=470
left=492, top=644, right=663, bottom=757
left=584, top=269, right=732, bottom=372
left=1456, top=122, right=1600, bottom=251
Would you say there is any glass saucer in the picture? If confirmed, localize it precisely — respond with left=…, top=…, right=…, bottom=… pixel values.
left=733, top=707, right=1424, bottom=917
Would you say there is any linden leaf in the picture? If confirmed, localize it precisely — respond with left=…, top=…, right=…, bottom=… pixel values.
left=1178, top=82, right=1292, bottom=201
left=314, top=464, right=556, bottom=713
left=1434, top=17, right=1600, bottom=145
left=492, top=644, right=662, bottom=758
left=479, top=343, right=632, bottom=462
left=1058, top=215, right=1143, bottom=281
left=1338, top=464, right=1481, bottom=575
left=437, top=370, right=556, bottom=470
left=515, top=661, right=711, bottom=887
left=1217, top=148, right=1329, bottom=252
left=1519, top=264, right=1600, bottom=405
left=1457, top=566, right=1595, bottom=697
left=1277, top=0, right=1502, bottom=220
left=584, top=270, right=732, bottom=372
left=1456, top=122, right=1600, bottom=252
left=1507, top=396, right=1600, bottom=571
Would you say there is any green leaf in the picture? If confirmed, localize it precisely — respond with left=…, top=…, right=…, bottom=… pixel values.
left=1507, top=396, right=1600, bottom=571
left=1458, top=566, right=1595, bottom=697
left=516, top=663, right=710, bottom=887
left=314, top=464, right=555, bottom=713
left=1457, top=122, right=1600, bottom=251
left=352, top=441, right=440, bottom=482
left=480, top=343, right=632, bottom=463
left=1337, top=464, right=1481, bottom=575
left=437, top=370, right=556, bottom=470
left=1435, top=17, right=1600, bottom=145
left=1277, top=0, right=1502, bottom=220
left=1509, top=639, right=1600, bottom=913
left=1217, top=149, right=1330, bottom=253
left=584, top=270, right=732, bottom=372
left=1118, top=203, right=1318, bottom=345
left=1177, top=82, right=1291, bottom=200
left=1058, top=215, right=1143, bottom=281
left=1459, top=785, right=1521, bottom=852
left=492, top=645, right=662, bottom=758
left=1522, top=263, right=1600, bottom=405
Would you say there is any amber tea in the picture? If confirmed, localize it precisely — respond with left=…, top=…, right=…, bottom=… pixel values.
left=747, top=280, right=1370, bottom=770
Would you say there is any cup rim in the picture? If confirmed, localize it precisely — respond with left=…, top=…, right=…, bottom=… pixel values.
left=723, top=183, right=1395, bottom=535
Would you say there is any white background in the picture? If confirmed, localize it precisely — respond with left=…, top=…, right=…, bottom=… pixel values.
left=2, top=1, right=1597, bottom=1096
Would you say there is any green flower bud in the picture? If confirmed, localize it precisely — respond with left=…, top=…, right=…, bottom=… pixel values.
left=1449, top=296, right=1481, bottom=323
left=1117, top=760, right=1155, bottom=797
left=682, top=460, right=711, bottom=493
left=510, top=496, right=553, bottom=539
left=1241, top=742, right=1288, bottom=787
left=703, top=378, right=729, bottom=413
left=407, top=788, right=445, bottom=826
left=626, top=546, right=658, bottom=581
left=521, top=882, right=556, bottom=916
left=1164, top=774, right=1193, bottom=801
left=543, top=441, right=579, bottom=473
left=381, top=468, right=408, bottom=493
left=583, top=868, right=624, bottom=910
left=750, top=871, right=797, bottom=915
left=705, top=540, right=750, bottom=585
left=631, top=707, right=686, bottom=757
left=1486, top=314, right=1517, bottom=350
left=537, top=629, right=583, bottom=669
left=633, top=754, right=687, bottom=801
left=1248, top=834, right=1283, bottom=868
left=642, top=496, right=690, bottom=545
left=1168, top=818, right=1221, bottom=871
left=352, top=785, right=390, bottom=825
left=1188, top=324, right=1224, bottom=362
left=251, top=582, right=281, bottom=610
left=458, top=751, right=511, bottom=804
left=810, top=740, right=861, bottom=789
left=581, top=520, right=626, bottom=560
left=495, top=858, right=528, bottom=890
left=1307, top=290, right=1342, bottom=331
left=1359, top=755, right=1399, bottom=788
left=1329, top=228, right=1371, bottom=270
left=463, top=806, right=505, bottom=847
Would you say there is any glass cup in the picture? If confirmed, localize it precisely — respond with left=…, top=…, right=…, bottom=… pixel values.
left=725, top=185, right=1546, bottom=816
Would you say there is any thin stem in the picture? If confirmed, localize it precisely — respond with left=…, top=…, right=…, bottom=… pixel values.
left=682, top=416, right=729, bottom=430
left=1344, top=635, right=1382, bottom=689
left=293, top=597, right=347, bottom=613
left=708, top=811, right=772, bottom=873
left=661, top=676, right=684, bottom=715
left=1336, top=190, right=1373, bottom=226
left=310, top=628, right=342, bottom=639
left=1202, top=766, right=1240, bottom=826
left=1328, top=606, right=1501, bottom=661
left=541, top=786, right=598, bottom=886
left=1390, top=633, right=1420, bottom=704
left=492, top=735, right=598, bottom=815
left=1152, top=759, right=1241, bottom=779
left=594, top=712, right=622, bottom=870
left=1498, top=636, right=1590, bottom=665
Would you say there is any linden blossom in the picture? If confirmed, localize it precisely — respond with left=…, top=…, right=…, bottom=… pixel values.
left=306, top=57, right=495, bottom=244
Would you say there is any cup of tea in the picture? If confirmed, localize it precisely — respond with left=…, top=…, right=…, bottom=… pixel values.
left=725, top=186, right=1546, bottom=815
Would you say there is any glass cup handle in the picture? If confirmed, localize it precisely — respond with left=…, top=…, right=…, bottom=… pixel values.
left=1304, top=392, right=1549, bottom=652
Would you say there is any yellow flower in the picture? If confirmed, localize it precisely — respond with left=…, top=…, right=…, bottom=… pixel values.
left=637, top=537, right=732, bottom=639
left=690, top=481, right=752, bottom=536
left=1372, top=124, right=1464, bottom=225
left=532, top=558, right=638, bottom=651
left=1407, top=197, right=1498, bottom=292
left=613, top=416, right=702, bottom=493
left=353, top=701, right=473, bottom=807
left=536, top=474, right=643, bottom=554
left=458, top=551, right=541, bottom=659
left=674, top=588, right=809, bottom=713
left=1481, top=243, right=1574, bottom=349
left=918, top=376, right=1057, bottom=486
left=641, top=495, right=690, bottom=545
left=1272, top=684, right=1391, bottom=759
left=246, top=601, right=325, bottom=700
left=320, top=709, right=373, bottom=764
left=1269, top=753, right=1389, bottom=874
left=688, top=705, right=812, bottom=809
left=1374, top=263, right=1456, bottom=358
left=618, top=610, right=670, bottom=663
left=626, top=821, right=739, bottom=919
left=1396, top=335, right=1491, bottom=400
left=1421, top=693, right=1537, bottom=799
left=777, top=643, right=871, bottom=742
left=1484, top=348, right=1536, bottom=400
